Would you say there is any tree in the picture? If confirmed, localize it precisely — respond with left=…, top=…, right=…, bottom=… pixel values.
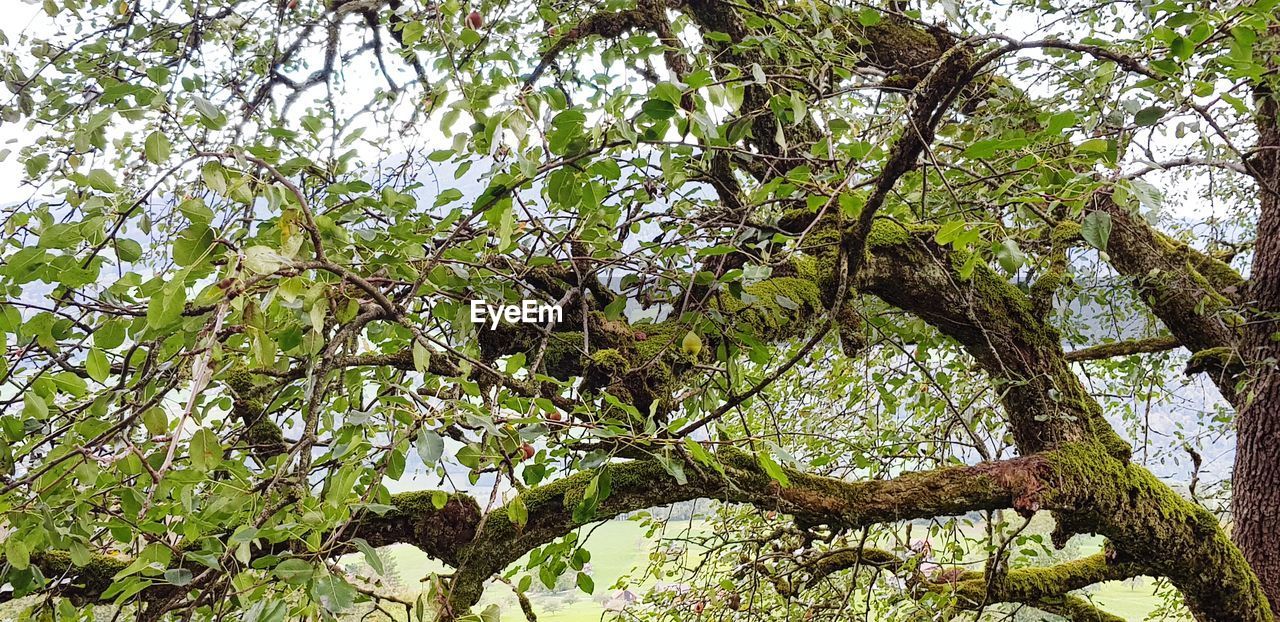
left=0, top=0, right=1277, bottom=620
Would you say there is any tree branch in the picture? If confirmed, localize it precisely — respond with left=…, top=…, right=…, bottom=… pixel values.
left=1064, top=336, right=1182, bottom=362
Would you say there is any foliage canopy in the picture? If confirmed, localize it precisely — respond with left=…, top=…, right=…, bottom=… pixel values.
left=0, top=0, right=1278, bottom=620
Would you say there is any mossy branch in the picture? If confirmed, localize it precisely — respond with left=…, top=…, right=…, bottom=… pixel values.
left=1064, top=335, right=1182, bottom=362
left=946, top=553, right=1138, bottom=613
left=1087, top=192, right=1245, bottom=405
left=443, top=449, right=1058, bottom=613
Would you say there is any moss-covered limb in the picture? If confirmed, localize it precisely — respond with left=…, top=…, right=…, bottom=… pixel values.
left=443, top=451, right=1059, bottom=614
left=860, top=222, right=1129, bottom=457
left=1087, top=192, right=1244, bottom=405
left=1183, top=345, right=1248, bottom=377
left=225, top=371, right=289, bottom=460
left=358, top=491, right=481, bottom=567
left=1022, top=595, right=1127, bottom=622
left=2, top=550, right=135, bottom=605
left=470, top=246, right=837, bottom=416
left=945, top=553, right=1139, bottom=612
left=1030, top=218, right=1076, bottom=320
left=1064, top=335, right=1182, bottom=362
left=1043, top=442, right=1273, bottom=622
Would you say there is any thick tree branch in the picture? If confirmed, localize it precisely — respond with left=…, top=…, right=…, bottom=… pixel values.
left=1086, top=192, right=1247, bottom=404
left=444, top=449, right=1056, bottom=612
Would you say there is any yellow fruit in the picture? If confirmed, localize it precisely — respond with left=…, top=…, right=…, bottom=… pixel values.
left=681, top=330, right=702, bottom=357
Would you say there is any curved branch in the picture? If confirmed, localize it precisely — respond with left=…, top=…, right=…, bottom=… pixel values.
left=444, top=449, right=1056, bottom=611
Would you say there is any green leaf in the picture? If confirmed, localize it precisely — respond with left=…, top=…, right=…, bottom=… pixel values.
left=95, top=319, right=127, bottom=349
left=757, top=450, right=790, bottom=487
left=68, top=540, right=92, bottom=566
left=1076, top=138, right=1109, bottom=154
left=641, top=99, right=676, bottom=120
left=681, top=331, right=702, bottom=357
left=142, top=408, right=169, bottom=436
left=146, top=283, right=185, bottom=330
left=413, top=340, right=432, bottom=373
left=229, top=526, right=259, bottom=545
left=173, top=226, right=215, bottom=266
left=246, top=601, right=288, bottom=622
left=352, top=538, right=385, bottom=576
left=189, top=428, right=223, bottom=472
left=994, top=239, right=1026, bottom=272
left=201, top=161, right=227, bottom=194
left=144, top=131, right=171, bottom=163
left=274, top=558, right=313, bottom=585
left=86, top=348, right=110, bottom=383
left=415, top=429, right=444, bottom=464
left=87, top=169, right=118, bottom=193
left=22, top=391, right=48, bottom=420
left=504, top=352, right=526, bottom=375
left=402, top=21, right=424, bottom=46
left=115, top=238, right=144, bottom=262
left=1081, top=212, right=1112, bottom=251
left=1045, top=111, right=1076, bottom=134
left=5, top=537, right=30, bottom=570
left=243, top=246, right=290, bottom=274
left=179, top=198, right=214, bottom=226
left=163, top=568, right=193, bottom=586
left=311, top=574, right=356, bottom=613
left=857, top=7, right=881, bottom=25
left=507, top=495, right=528, bottom=528
left=1134, top=106, right=1166, bottom=127
left=576, top=572, right=594, bottom=594
left=192, top=96, right=226, bottom=127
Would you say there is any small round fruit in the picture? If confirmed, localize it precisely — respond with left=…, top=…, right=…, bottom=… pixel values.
left=465, top=10, right=483, bottom=29
left=519, top=443, right=535, bottom=460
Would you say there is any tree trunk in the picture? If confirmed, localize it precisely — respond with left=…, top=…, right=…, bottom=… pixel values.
left=1233, top=28, right=1280, bottom=614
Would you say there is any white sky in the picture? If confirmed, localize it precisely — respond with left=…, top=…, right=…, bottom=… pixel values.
left=0, top=0, right=50, bottom=191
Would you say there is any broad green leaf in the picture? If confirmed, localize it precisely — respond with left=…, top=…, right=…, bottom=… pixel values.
left=352, top=538, right=385, bottom=575
left=86, top=348, right=110, bottom=383
left=87, top=169, right=118, bottom=193
left=995, top=239, right=1026, bottom=272
left=144, top=131, right=171, bottom=163
left=274, top=558, right=313, bottom=584
left=5, top=537, right=30, bottom=570
left=757, top=450, right=790, bottom=487
left=243, top=246, right=289, bottom=274
left=507, top=495, right=528, bottom=528
left=1081, top=212, right=1113, bottom=251
left=1135, top=106, right=1167, bottom=127
left=416, top=429, right=444, bottom=464
left=189, top=428, right=223, bottom=472
left=163, top=568, right=193, bottom=586
left=576, top=572, right=594, bottom=594
left=641, top=99, right=676, bottom=120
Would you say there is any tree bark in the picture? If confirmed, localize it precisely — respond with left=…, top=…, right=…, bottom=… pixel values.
left=1234, top=27, right=1280, bottom=614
